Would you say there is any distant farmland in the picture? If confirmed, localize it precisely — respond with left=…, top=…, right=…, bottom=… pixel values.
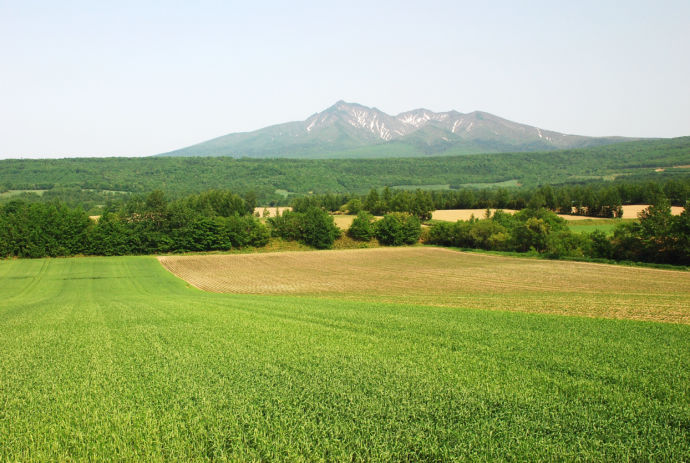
left=430, top=205, right=685, bottom=222
left=159, top=247, right=690, bottom=324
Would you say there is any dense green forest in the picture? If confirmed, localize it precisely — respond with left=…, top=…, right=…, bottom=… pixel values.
left=0, top=191, right=268, bottom=258
left=1, top=137, right=688, bottom=211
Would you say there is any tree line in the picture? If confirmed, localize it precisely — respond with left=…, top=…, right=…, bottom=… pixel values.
left=1, top=137, right=689, bottom=207
left=288, top=178, right=690, bottom=219
left=0, top=191, right=268, bottom=258
left=425, top=200, right=690, bottom=266
left=1, top=188, right=689, bottom=266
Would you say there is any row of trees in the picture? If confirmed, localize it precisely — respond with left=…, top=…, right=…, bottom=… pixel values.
left=0, top=191, right=268, bottom=258
left=267, top=207, right=341, bottom=249
left=289, top=189, right=435, bottom=220
left=348, top=212, right=422, bottom=245
left=289, top=178, right=689, bottom=219
left=610, top=200, right=690, bottom=265
left=2, top=188, right=688, bottom=265
left=428, top=180, right=689, bottom=217
left=267, top=208, right=424, bottom=248
left=426, top=201, right=690, bottom=265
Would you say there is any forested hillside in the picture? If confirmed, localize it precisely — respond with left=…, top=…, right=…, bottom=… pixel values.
left=1, top=137, right=688, bottom=209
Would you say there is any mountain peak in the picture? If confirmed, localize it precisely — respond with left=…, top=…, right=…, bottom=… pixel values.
left=327, top=100, right=362, bottom=110
left=156, top=102, right=634, bottom=158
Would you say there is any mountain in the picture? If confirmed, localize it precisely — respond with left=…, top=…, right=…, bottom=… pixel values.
left=156, top=101, right=636, bottom=158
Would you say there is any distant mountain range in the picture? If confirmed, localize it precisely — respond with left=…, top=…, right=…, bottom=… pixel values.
left=157, top=101, right=637, bottom=159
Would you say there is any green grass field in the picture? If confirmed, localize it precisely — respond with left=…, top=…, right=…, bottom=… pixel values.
left=1, top=256, right=689, bottom=461
left=566, top=218, right=636, bottom=234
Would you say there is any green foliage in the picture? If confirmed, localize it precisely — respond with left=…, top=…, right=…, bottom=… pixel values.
left=0, top=190, right=269, bottom=258
left=347, top=211, right=375, bottom=241
left=278, top=176, right=690, bottom=223
left=586, top=230, right=615, bottom=259
left=0, top=200, right=90, bottom=258
left=358, top=188, right=434, bottom=219
left=268, top=207, right=340, bottom=249
left=511, top=209, right=568, bottom=252
left=183, top=190, right=250, bottom=217
left=611, top=200, right=690, bottom=265
left=267, top=210, right=303, bottom=242
left=468, top=219, right=509, bottom=250
left=427, top=203, right=690, bottom=265
left=343, top=198, right=363, bottom=214
left=300, top=207, right=341, bottom=249
left=1, top=137, right=689, bottom=207
left=373, top=213, right=422, bottom=246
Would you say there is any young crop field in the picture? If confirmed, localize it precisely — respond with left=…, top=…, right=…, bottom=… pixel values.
left=1, top=255, right=689, bottom=461
left=160, top=247, right=690, bottom=324
left=567, top=218, right=636, bottom=234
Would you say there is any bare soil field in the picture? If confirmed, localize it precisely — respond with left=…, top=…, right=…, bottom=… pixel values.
left=159, top=247, right=690, bottom=324
left=253, top=206, right=292, bottom=217
left=332, top=214, right=383, bottom=230
left=431, top=209, right=604, bottom=221
left=251, top=211, right=379, bottom=230
left=620, top=204, right=684, bottom=219
left=431, top=209, right=518, bottom=221
left=332, top=214, right=356, bottom=230
left=432, top=205, right=684, bottom=222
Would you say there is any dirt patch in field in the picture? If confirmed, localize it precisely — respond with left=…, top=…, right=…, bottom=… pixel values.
left=159, top=247, right=690, bottom=324
left=431, top=209, right=518, bottom=221
left=432, top=209, right=606, bottom=222
left=333, top=215, right=356, bottom=230
left=620, top=205, right=684, bottom=219
left=432, top=206, right=684, bottom=222
left=332, top=215, right=382, bottom=230
left=253, top=206, right=292, bottom=218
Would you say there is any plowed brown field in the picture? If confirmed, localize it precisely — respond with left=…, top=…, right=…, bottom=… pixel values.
left=159, top=247, right=690, bottom=324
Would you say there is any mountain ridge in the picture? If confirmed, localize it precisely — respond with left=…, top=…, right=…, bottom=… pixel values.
left=156, top=101, right=638, bottom=159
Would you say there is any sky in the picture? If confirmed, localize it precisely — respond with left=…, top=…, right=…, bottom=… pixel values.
left=1, top=0, right=689, bottom=158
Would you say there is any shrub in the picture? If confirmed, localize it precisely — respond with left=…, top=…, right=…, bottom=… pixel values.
left=344, top=198, right=363, bottom=215
left=348, top=211, right=374, bottom=241
left=301, top=207, right=341, bottom=249
left=269, top=207, right=340, bottom=249
left=374, top=213, right=421, bottom=246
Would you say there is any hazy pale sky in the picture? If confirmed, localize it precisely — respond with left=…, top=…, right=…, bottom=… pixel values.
left=1, top=0, right=689, bottom=158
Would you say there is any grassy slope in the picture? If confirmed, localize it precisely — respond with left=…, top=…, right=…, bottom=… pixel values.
left=0, top=257, right=689, bottom=461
